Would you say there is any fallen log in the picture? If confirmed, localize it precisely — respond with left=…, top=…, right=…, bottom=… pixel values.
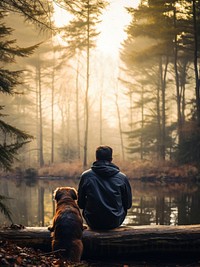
left=1, top=225, right=200, bottom=260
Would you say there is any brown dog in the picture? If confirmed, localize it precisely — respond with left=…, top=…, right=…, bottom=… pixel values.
left=48, top=187, right=83, bottom=262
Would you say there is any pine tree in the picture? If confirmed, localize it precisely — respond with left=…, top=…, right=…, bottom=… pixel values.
left=0, top=0, right=51, bottom=170
left=62, top=0, right=108, bottom=167
left=0, top=0, right=52, bottom=221
left=121, top=0, right=200, bottom=161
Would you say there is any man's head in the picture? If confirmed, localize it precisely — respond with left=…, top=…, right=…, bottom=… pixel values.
left=96, top=145, right=113, bottom=161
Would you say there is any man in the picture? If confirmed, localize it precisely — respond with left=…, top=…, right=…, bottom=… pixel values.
left=77, top=145, right=132, bottom=230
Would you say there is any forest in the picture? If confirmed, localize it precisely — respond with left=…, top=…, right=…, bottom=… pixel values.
left=0, top=0, right=200, bottom=174
left=1, top=1, right=200, bottom=266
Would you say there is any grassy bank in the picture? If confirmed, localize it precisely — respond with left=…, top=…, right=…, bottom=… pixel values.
left=0, top=160, right=198, bottom=180
left=36, top=160, right=198, bottom=180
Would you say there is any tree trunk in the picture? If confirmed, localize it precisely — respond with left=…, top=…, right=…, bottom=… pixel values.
left=76, top=56, right=81, bottom=160
left=51, top=59, right=55, bottom=164
left=1, top=225, right=200, bottom=260
left=159, top=56, right=168, bottom=160
left=173, top=6, right=183, bottom=144
left=140, top=86, right=144, bottom=160
left=83, top=0, right=90, bottom=168
left=193, top=0, right=200, bottom=126
left=114, top=83, right=125, bottom=160
left=37, top=63, right=44, bottom=167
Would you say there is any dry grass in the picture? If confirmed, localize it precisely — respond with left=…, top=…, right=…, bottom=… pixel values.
left=115, top=159, right=198, bottom=179
left=37, top=159, right=199, bottom=180
left=0, top=159, right=197, bottom=180
left=38, top=161, right=84, bottom=179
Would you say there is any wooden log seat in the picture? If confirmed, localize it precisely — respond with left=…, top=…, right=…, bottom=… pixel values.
left=1, top=225, right=200, bottom=260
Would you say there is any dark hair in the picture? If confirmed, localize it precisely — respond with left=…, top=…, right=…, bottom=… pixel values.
left=96, top=145, right=113, bottom=161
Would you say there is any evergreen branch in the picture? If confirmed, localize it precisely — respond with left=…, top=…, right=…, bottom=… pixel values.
left=2, top=42, right=42, bottom=58
left=0, top=69, right=22, bottom=94
left=0, top=141, right=30, bottom=170
left=0, top=195, right=13, bottom=223
left=0, top=119, right=33, bottom=140
left=0, top=0, right=53, bottom=30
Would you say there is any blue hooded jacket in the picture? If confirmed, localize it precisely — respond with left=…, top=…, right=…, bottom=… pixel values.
left=78, top=160, right=132, bottom=230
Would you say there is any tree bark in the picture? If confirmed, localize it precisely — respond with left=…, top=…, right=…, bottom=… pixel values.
left=1, top=225, right=200, bottom=260
left=83, top=0, right=90, bottom=168
left=193, top=0, right=200, bottom=126
left=37, top=63, right=44, bottom=167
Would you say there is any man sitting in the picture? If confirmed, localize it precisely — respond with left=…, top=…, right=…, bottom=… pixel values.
left=78, top=145, right=132, bottom=230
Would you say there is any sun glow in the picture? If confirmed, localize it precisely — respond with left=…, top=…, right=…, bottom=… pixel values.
left=52, top=0, right=140, bottom=56
left=97, top=0, right=140, bottom=56
left=52, top=2, right=72, bottom=27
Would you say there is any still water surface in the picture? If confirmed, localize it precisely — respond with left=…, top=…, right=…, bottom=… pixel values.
left=0, top=176, right=200, bottom=227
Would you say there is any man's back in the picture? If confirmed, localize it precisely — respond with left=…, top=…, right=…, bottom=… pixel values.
left=78, top=159, right=132, bottom=230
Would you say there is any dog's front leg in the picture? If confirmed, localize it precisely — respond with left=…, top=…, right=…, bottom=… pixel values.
left=48, top=219, right=55, bottom=232
left=48, top=225, right=54, bottom=232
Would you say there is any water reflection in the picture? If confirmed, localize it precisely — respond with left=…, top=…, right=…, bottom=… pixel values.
left=124, top=180, right=200, bottom=226
left=0, top=177, right=78, bottom=226
left=0, top=177, right=200, bottom=227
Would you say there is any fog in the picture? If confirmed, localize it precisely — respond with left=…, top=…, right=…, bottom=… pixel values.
left=2, top=3, right=134, bottom=168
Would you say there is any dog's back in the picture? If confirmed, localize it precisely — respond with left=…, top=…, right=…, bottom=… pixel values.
left=49, top=187, right=83, bottom=262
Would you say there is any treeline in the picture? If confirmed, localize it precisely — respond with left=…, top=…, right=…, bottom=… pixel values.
left=1, top=0, right=200, bottom=173
left=121, top=0, right=200, bottom=166
left=1, top=0, right=124, bottom=171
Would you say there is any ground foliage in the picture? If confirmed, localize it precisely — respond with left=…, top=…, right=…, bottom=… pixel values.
left=0, top=225, right=200, bottom=267
left=1, top=240, right=200, bottom=267
left=0, top=240, right=89, bottom=267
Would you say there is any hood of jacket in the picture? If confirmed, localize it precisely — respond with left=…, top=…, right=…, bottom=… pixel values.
left=91, top=160, right=120, bottom=178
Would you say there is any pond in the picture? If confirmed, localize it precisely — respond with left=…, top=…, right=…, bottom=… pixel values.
left=1, top=176, right=200, bottom=227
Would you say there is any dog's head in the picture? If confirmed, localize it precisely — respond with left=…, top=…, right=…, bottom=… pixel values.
left=53, top=187, right=78, bottom=202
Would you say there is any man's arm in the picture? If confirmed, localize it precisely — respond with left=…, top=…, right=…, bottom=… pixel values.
left=122, top=176, right=132, bottom=210
left=77, top=176, right=86, bottom=209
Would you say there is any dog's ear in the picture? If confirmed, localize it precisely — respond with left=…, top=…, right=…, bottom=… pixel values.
left=69, top=188, right=78, bottom=200
left=53, top=187, right=62, bottom=202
